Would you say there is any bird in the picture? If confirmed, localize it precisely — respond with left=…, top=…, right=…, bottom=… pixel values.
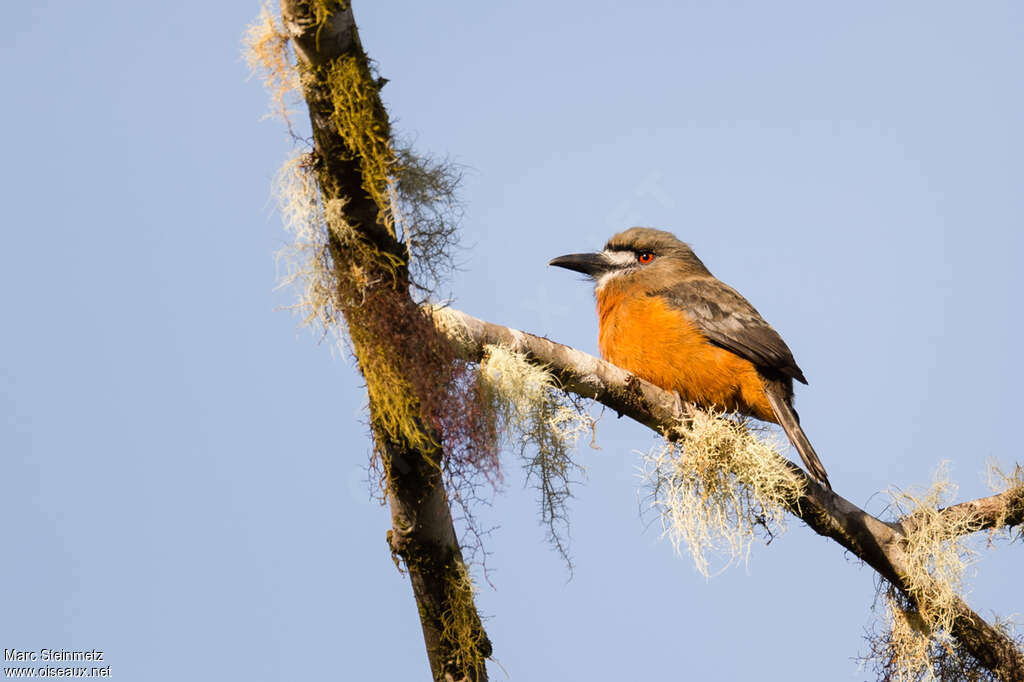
left=549, top=227, right=831, bottom=490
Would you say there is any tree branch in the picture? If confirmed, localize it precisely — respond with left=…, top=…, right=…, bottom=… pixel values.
left=279, top=3, right=489, bottom=680
left=281, top=0, right=409, bottom=267
left=930, top=486, right=1024, bottom=535
left=434, top=306, right=1024, bottom=680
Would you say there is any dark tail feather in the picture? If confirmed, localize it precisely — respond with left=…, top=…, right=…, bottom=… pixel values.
left=763, top=384, right=831, bottom=490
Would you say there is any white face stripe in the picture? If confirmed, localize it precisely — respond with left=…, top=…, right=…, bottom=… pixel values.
left=593, top=249, right=637, bottom=292
left=602, top=249, right=636, bottom=266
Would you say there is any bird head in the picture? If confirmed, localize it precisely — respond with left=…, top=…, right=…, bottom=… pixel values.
left=549, top=227, right=711, bottom=291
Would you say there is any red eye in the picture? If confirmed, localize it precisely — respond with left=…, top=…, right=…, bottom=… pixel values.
left=637, top=251, right=655, bottom=264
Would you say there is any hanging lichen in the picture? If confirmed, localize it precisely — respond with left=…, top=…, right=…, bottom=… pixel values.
left=643, top=408, right=805, bottom=577
left=242, top=2, right=300, bottom=125
left=864, top=465, right=987, bottom=681
left=476, top=344, right=594, bottom=568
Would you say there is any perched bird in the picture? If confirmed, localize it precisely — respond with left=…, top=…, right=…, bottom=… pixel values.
left=549, top=227, right=831, bottom=489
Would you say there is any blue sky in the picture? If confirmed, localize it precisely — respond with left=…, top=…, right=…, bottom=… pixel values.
left=3, top=1, right=1022, bottom=680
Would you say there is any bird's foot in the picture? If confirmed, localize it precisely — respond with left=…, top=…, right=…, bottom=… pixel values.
left=672, top=390, right=685, bottom=418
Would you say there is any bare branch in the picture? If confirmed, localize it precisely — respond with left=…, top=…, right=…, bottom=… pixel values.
left=433, top=306, right=1024, bottom=681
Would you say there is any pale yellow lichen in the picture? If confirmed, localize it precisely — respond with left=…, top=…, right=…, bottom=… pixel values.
left=242, top=2, right=300, bottom=125
left=865, top=588, right=1014, bottom=681
left=643, top=408, right=805, bottom=578
left=867, top=464, right=981, bottom=681
left=478, top=345, right=593, bottom=566
left=274, top=151, right=353, bottom=334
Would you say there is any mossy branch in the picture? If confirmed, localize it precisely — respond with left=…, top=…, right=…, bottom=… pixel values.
left=269, top=2, right=491, bottom=680
left=433, top=306, right=1024, bottom=681
left=926, top=467, right=1024, bottom=537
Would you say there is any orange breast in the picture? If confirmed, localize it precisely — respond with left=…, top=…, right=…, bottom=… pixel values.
left=596, top=287, right=776, bottom=422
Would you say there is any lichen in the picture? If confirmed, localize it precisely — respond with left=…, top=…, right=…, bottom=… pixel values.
left=242, top=2, right=300, bottom=125
left=439, top=558, right=491, bottom=678
left=392, top=143, right=463, bottom=299
left=310, top=0, right=348, bottom=28
left=864, top=464, right=985, bottom=680
left=324, top=57, right=400, bottom=240
left=643, top=408, right=805, bottom=577
left=863, top=590, right=1016, bottom=681
left=478, top=345, right=593, bottom=569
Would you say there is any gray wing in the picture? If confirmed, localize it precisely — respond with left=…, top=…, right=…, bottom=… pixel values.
left=654, top=278, right=808, bottom=384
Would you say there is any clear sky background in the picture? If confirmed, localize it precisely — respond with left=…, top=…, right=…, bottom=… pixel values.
left=3, top=1, right=1022, bottom=680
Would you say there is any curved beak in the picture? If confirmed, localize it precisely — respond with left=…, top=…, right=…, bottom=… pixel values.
left=548, top=252, right=612, bottom=278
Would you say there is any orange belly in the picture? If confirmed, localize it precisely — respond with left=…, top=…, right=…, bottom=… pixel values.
left=597, top=289, right=776, bottom=422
